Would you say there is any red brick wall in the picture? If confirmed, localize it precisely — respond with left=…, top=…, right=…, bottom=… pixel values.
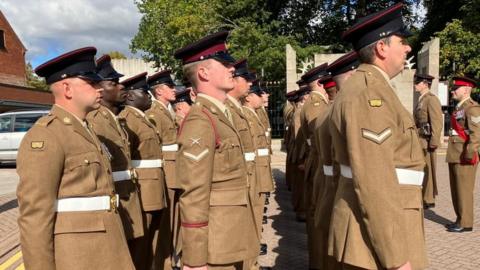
left=0, top=11, right=27, bottom=86
left=0, top=83, right=53, bottom=105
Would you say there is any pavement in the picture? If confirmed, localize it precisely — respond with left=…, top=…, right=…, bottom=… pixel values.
left=0, top=146, right=479, bottom=269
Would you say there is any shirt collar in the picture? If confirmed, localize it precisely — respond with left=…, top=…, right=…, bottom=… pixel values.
left=198, top=93, right=228, bottom=115
left=371, top=65, right=394, bottom=88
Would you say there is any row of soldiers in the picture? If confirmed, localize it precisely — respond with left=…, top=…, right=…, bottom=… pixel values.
left=284, top=3, right=479, bottom=270
left=16, top=31, right=276, bottom=270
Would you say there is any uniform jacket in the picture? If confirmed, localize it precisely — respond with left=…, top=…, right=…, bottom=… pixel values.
left=16, top=105, right=134, bottom=270
left=119, top=106, right=167, bottom=211
left=446, top=98, right=480, bottom=163
left=414, top=92, right=443, bottom=149
left=244, top=106, right=275, bottom=193
left=87, top=105, right=144, bottom=239
left=146, top=100, right=179, bottom=189
left=177, top=95, right=256, bottom=266
left=328, top=64, right=427, bottom=269
left=256, top=107, right=272, bottom=151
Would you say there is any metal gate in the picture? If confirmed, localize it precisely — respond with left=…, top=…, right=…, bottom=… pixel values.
left=264, top=81, right=286, bottom=139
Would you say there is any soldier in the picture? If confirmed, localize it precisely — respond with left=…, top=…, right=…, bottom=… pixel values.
left=413, top=74, right=443, bottom=209
left=241, top=84, right=275, bottom=270
left=146, top=70, right=182, bottom=270
left=16, top=47, right=135, bottom=270
left=87, top=55, right=144, bottom=247
left=172, top=88, right=193, bottom=126
left=119, top=72, right=167, bottom=270
left=328, top=3, right=427, bottom=269
left=324, top=79, right=338, bottom=101
left=298, top=63, right=331, bottom=270
left=225, top=59, right=265, bottom=267
left=283, top=90, right=298, bottom=190
left=289, top=83, right=310, bottom=221
left=173, top=31, right=257, bottom=270
left=312, top=51, right=359, bottom=270
left=445, top=76, right=480, bottom=233
left=256, top=82, right=272, bottom=154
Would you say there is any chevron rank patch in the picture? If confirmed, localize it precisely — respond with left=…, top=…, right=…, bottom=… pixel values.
left=369, top=99, right=383, bottom=107
left=471, top=116, right=480, bottom=124
left=361, top=128, right=392, bottom=144
left=31, top=141, right=44, bottom=149
left=183, top=149, right=209, bottom=162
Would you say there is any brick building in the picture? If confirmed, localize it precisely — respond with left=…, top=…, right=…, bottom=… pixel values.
left=0, top=10, right=52, bottom=112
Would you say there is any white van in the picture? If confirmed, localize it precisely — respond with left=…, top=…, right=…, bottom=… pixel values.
left=0, top=110, right=50, bottom=162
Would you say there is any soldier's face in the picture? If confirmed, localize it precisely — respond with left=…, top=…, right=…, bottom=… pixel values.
left=156, top=84, right=176, bottom=102
left=209, top=60, right=235, bottom=92
left=127, top=89, right=152, bottom=111
left=100, top=80, right=126, bottom=105
left=233, top=76, right=251, bottom=97
left=382, top=35, right=411, bottom=77
left=414, top=81, right=428, bottom=92
left=261, top=92, right=269, bottom=107
left=451, top=86, right=470, bottom=101
left=71, top=78, right=103, bottom=111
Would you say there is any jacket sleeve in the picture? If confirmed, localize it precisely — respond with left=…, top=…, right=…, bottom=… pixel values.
left=345, top=98, right=409, bottom=268
left=177, top=111, right=215, bottom=266
left=427, top=96, right=443, bottom=148
left=465, top=106, right=480, bottom=159
left=16, top=126, right=64, bottom=270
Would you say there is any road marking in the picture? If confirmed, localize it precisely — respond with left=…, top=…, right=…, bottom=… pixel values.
left=0, top=251, right=22, bottom=270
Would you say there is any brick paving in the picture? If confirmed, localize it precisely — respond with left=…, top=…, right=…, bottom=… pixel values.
left=1, top=146, right=479, bottom=269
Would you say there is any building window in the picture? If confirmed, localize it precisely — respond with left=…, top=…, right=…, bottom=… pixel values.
left=0, top=30, right=5, bottom=49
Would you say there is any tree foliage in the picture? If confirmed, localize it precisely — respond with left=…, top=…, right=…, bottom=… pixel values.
left=25, top=62, right=48, bottom=91
left=108, top=51, right=127, bottom=59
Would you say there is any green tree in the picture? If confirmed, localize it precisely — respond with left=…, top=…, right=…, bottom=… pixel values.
left=25, top=62, right=48, bottom=91
left=108, top=51, right=127, bottom=59
left=435, top=19, right=480, bottom=79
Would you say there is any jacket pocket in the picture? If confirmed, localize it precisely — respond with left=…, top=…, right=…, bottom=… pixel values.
left=62, top=152, right=101, bottom=195
left=54, top=212, right=106, bottom=234
left=209, top=187, right=248, bottom=206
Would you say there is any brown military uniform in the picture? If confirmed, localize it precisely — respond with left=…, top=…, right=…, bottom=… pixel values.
left=328, top=64, right=427, bottom=269
left=146, top=100, right=182, bottom=269
left=17, top=105, right=135, bottom=270
left=119, top=105, right=167, bottom=270
left=414, top=91, right=443, bottom=205
left=446, top=97, right=480, bottom=228
left=225, top=96, right=261, bottom=264
left=177, top=94, right=257, bottom=268
left=256, top=107, right=272, bottom=152
left=284, top=102, right=296, bottom=190
left=299, top=91, right=329, bottom=269
left=290, top=104, right=307, bottom=215
left=87, top=105, right=144, bottom=240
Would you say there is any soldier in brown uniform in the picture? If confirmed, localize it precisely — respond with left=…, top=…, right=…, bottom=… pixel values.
left=146, top=70, right=182, bottom=270
left=413, top=74, right=443, bottom=209
left=242, top=84, right=275, bottom=270
left=87, top=55, right=144, bottom=246
left=445, top=76, right=480, bottom=233
left=312, top=51, right=359, bottom=270
left=119, top=72, right=167, bottom=270
left=173, top=88, right=193, bottom=126
left=173, top=31, right=257, bottom=270
left=16, top=47, right=135, bottom=270
left=298, top=63, right=331, bottom=270
left=256, top=85, right=272, bottom=157
left=328, top=3, right=427, bottom=269
left=283, top=90, right=298, bottom=190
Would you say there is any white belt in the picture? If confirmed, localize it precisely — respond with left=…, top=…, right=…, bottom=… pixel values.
left=340, top=165, right=424, bottom=186
left=162, top=144, right=179, bottom=152
left=265, top=131, right=270, bottom=137
left=131, top=159, right=163, bottom=168
left=112, top=170, right=132, bottom=182
left=323, top=165, right=334, bottom=176
left=257, top=148, right=269, bottom=157
left=306, top=139, right=312, bottom=146
left=244, top=152, right=256, bottom=161
left=55, top=195, right=119, bottom=212
left=449, top=129, right=459, bottom=136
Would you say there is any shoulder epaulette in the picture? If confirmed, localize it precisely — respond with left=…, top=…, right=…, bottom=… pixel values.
left=35, top=114, right=56, bottom=127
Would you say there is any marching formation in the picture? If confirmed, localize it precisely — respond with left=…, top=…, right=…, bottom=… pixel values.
left=14, top=2, right=479, bottom=270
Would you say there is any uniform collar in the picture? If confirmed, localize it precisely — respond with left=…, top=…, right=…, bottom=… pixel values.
left=227, top=94, right=243, bottom=110
left=311, top=91, right=329, bottom=104
left=370, top=64, right=395, bottom=89
left=198, top=93, right=228, bottom=116
left=418, top=91, right=429, bottom=102
left=54, top=104, right=87, bottom=127
left=125, top=105, right=146, bottom=117
left=456, top=97, right=471, bottom=109
left=243, top=105, right=261, bottom=121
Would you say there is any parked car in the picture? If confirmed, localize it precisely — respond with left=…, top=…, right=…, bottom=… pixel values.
left=0, top=110, right=50, bottom=162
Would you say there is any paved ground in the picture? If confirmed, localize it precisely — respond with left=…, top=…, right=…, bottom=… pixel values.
left=0, top=147, right=479, bottom=269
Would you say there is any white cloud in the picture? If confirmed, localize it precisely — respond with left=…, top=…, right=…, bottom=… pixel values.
left=0, top=0, right=142, bottom=65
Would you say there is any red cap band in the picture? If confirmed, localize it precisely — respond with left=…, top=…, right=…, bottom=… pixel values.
left=324, top=80, right=337, bottom=89
left=454, top=80, right=475, bottom=88
left=184, top=43, right=226, bottom=64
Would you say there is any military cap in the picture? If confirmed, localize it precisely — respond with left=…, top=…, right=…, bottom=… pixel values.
left=233, top=59, right=256, bottom=81
left=296, top=79, right=306, bottom=87
left=35, top=46, right=102, bottom=84
left=342, top=3, right=412, bottom=51
left=172, top=88, right=193, bottom=105
left=414, top=74, right=435, bottom=84
left=182, top=77, right=192, bottom=88
left=148, top=70, right=175, bottom=87
left=452, top=76, right=477, bottom=88
left=120, top=72, right=149, bottom=91
left=327, top=51, right=360, bottom=77
left=248, top=80, right=263, bottom=96
left=174, top=31, right=235, bottom=65
left=96, top=54, right=124, bottom=81
left=301, top=63, right=330, bottom=83
left=324, top=79, right=337, bottom=89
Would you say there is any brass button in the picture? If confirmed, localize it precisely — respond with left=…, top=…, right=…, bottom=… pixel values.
left=84, top=159, right=89, bottom=164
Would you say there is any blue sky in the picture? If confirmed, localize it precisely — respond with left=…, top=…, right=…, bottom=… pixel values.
left=0, top=0, right=142, bottom=68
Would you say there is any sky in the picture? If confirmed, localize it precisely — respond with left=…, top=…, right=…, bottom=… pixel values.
left=0, top=0, right=142, bottom=68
